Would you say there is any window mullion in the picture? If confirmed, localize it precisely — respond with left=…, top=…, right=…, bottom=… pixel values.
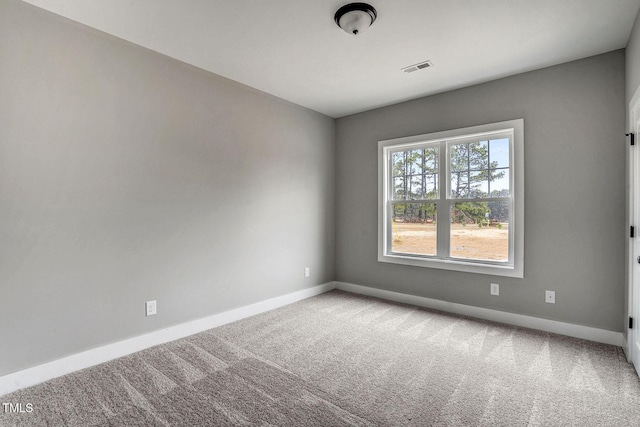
left=437, top=141, right=449, bottom=259
left=487, top=141, right=491, bottom=196
left=403, top=151, right=408, bottom=199
left=386, top=150, right=393, bottom=254
left=422, top=149, right=426, bottom=200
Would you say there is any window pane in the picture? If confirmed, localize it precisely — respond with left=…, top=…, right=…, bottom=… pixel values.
left=409, top=175, right=423, bottom=199
left=450, top=172, right=469, bottom=198
left=469, top=141, right=489, bottom=170
left=451, top=139, right=509, bottom=200
left=393, top=176, right=406, bottom=200
left=392, top=152, right=405, bottom=177
left=407, top=150, right=423, bottom=175
left=490, top=169, right=510, bottom=197
left=391, top=203, right=437, bottom=256
left=424, top=174, right=438, bottom=199
left=469, top=170, right=488, bottom=197
left=487, top=200, right=510, bottom=223
left=489, top=138, right=510, bottom=169
left=393, top=145, right=439, bottom=200
left=425, top=147, right=438, bottom=172
left=450, top=144, right=468, bottom=172
left=450, top=202, right=509, bottom=262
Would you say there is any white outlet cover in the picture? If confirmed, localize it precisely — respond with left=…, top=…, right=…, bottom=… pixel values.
left=304, top=267, right=310, bottom=278
left=490, top=283, right=499, bottom=296
left=146, top=300, right=157, bottom=316
left=545, top=291, right=555, bottom=304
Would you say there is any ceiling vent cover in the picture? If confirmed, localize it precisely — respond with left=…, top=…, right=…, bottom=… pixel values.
left=402, top=60, right=433, bottom=73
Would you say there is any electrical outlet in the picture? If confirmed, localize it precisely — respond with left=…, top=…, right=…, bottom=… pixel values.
left=545, top=291, right=555, bottom=304
left=490, top=283, right=499, bottom=296
left=304, top=267, right=310, bottom=278
left=146, top=300, right=157, bottom=316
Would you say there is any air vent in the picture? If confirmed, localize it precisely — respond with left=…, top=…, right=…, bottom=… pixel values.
left=402, top=60, right=433, bottom=73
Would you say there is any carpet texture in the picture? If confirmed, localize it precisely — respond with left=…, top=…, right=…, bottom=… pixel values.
left=2, top=290, right=640, bottom=426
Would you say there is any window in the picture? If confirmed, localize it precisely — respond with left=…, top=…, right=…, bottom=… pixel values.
left=378, top=119, right=524, bottom=277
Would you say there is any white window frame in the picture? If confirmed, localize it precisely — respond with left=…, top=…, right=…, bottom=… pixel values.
left=378, top=119, right=524, bottom=278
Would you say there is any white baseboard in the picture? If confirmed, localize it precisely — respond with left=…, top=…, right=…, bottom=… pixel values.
left=335, top=282, right=624, bottom=347
left=623, top=333, right=631, bottom=362
left=0, top=282, right=336, bottom=397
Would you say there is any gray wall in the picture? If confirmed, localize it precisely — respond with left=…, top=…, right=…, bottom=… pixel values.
left=0, top=0, right=335, bottom=376
left=336, top=51, right=626, bottom=332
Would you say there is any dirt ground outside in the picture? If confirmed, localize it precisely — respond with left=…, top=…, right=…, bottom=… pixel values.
left=391, top=222, right=508, bottom=261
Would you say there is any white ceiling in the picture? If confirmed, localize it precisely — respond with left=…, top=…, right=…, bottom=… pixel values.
left=20, top=0, right=640, bottom=118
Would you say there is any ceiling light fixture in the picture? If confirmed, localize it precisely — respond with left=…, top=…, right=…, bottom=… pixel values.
left=334, top=3, right=377, bottom=35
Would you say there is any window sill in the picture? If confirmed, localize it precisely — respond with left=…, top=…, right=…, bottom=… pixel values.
left=378, top=253, right=524, bottom=278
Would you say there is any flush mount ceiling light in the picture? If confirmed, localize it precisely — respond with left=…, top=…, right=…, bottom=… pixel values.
left=334, top=3, right=377, bottom=35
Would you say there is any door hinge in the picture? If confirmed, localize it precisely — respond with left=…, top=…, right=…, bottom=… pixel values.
left=632, top=226, right=635, bottom=238
left=628, top=133, right=635, bottom=146
left=630, top=317, right=634, bottom=329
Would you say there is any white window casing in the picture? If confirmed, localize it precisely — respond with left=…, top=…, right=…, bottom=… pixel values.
left=378, top=119, right=524, bottom=278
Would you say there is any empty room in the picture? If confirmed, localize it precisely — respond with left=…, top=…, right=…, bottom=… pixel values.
left=3, top=0, right=640, bottom=425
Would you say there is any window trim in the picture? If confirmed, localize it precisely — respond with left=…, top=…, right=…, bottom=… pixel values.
left=378, top=119, right=524, bottom=278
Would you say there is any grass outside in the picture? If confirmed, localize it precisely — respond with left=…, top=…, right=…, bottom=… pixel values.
left=392, top=221, right=508, bottom=261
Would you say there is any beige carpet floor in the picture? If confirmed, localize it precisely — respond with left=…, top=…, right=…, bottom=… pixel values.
left=2, top=290, right=640, bottom=426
